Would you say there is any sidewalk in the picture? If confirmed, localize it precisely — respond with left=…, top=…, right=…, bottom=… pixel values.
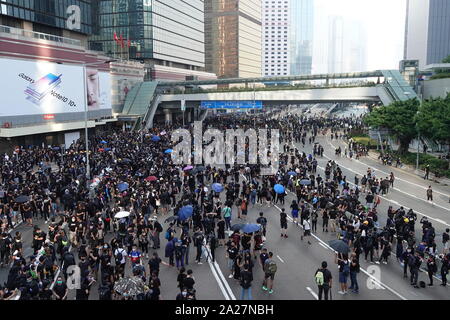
left=367, top=150, right=450, bottom=186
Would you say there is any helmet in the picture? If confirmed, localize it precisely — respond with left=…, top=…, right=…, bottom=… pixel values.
left=404, top=218, right=409, bottom=223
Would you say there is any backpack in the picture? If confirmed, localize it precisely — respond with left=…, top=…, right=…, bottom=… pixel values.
left=266, top=260, right=277, bottom=274
left=315, top=269, right=324, bottom=286
left=115, top=249, right=124, bottom=264
left=64, top=252, right=75, bottom=266
left=165, top=230, right=171, bottom=240
left=408, top=254, right=416, bottom=268
left=342, top=262, right=350, bottom=276
left=99, top=285, right=111, bottom=300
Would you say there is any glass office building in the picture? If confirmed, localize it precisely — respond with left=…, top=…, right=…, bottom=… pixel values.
left=290, top=0, right=313, bottom=75
left=0, top=0, right=92, bottom=35
left=205, top=0, right=262, bottom=78
left=89, top=0, right=205, bottom=70
left=404, top=0, right=450, bottom=68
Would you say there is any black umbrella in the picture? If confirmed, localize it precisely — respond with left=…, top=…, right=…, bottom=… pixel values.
left=164, top=216, right=178, bottom=223
left=15, top=195, right=30, bottom=203
left=230, top=224, right=245, bottom=232
left=328, top=240, right=350, bottom=253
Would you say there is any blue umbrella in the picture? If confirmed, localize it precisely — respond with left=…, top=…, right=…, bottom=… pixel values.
left=118, top=182, right=129, bottom=192
left=164, top=149, right=173, bottom=154
left=52, top=146, right=60, bottom=151
left=178, top=205, right=193, bottom=221
left=211, top=183, right=224, bottom=193
left=151, top=135, right=161, bottom=142
left=241, top=224, right=261, bottom=233
left=287, top=171, right=297, bottom=176
left=274, top=184, right=285, bottom=194
left=104, top=147, right=111, bottom=151
left=100, top=140, right=108, bottom=144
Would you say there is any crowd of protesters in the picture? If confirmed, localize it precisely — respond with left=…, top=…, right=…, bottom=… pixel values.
left=0, top=107, right=447, bottom=301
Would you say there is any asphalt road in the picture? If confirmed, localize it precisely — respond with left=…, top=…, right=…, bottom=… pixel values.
left=1, top=111, right=449, bottom=300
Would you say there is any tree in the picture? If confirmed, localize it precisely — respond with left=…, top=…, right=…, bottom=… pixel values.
left=416, top=94, right=450, bottom=148
left=442, top=55, right=450, bottom=64
left=364, top=99, right=419, bottom=154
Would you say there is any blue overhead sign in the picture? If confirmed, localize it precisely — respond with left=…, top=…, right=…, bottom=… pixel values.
left=200, top=100, right=263, bottom=109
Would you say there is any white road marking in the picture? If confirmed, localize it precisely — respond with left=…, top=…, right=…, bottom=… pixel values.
left=306, top=287, right=319, bottom=300
left=206, top=247, right=236, bottom=300
left=326, top=138, right=450, bottom=198
left=322, top=151, right=450, bottom=213
left=317, top=163, right=450, bottom=227
left=277, top=255, right=285, bottom=263
left=319, top=243, right=328, bottom=249
left=206, top=250, right=231, bottom=300
left=273, top=205, right=408, bottom=300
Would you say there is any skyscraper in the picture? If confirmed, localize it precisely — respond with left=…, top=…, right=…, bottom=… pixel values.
left=262, top=0, right=290, bottom=77
left=205, top=0, right=262, bottom=78
left=404, top=0, right=450, bottom=68
left=89, top=0, right=205, bottom=71
left=327, top=15, right=344, bottom=74
left=262, top=0, right=313, bottom=77
left=290, top=0, right=313, bottom=75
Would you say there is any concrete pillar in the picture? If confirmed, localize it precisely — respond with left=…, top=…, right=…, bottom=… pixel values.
left=23, top=22, right=33, bottom=31
left=164, top=109, right=172, bottom=124
left=186, top=109, right=192, bottom=123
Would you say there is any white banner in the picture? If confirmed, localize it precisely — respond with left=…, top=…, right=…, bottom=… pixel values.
left=0, top=58, right=111, bottom=117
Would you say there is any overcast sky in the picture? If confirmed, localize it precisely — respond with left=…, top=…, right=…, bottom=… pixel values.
left=312, top=0, right=407, bottom=73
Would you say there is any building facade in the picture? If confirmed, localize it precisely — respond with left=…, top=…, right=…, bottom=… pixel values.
left=205, top=0, right=262, bottom=78
left=327, top=16, right=344, bottom=74
left=262, top=0, right=289, bottom=77
left=404, top=0, right=450, bottom=68
left=89, top=0, right=206, bottom=73
left=0, top=0, right=92, bottom=46
left=290, top=0, right=313, bottom=75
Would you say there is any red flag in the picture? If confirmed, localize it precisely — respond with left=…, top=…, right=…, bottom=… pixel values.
left=113, top=32, right=119, bottom=43
left=120, top=34, right=124, bottom=48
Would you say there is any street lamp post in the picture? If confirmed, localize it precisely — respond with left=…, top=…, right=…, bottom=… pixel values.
left=416, top=93, right=423, bottom=172
left=57, top=59, right=116, bottom=189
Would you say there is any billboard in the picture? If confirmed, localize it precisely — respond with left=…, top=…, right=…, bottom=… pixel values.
left=200, top=101, right=263, bottom=109
left=0, top=58, right=111, bottom=117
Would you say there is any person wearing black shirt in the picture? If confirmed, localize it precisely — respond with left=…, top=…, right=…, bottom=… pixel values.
left=315, top=261, right=333, bottom=300
left=52, top=276, right=68, bottom=300
left=349, top=253, right=360, bottom=293
left=182, top=269, right=195, bottom=291
left=240, top=264, right=253, bottom=300
left=32, top=228, right=45, bottom=254
left=177, top=267, right=187, bottom=292
left=148, top=252, right=162, bottom=277
left=217, top=218, right=226, bottom=246
left=256, top=212, right=267, bottom=237
left=226, top=241, right=238, bottom=278
left=280, top=208, right=288, bottom=238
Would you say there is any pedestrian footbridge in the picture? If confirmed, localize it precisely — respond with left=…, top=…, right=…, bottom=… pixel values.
left=120, top=70, right=417, bottom=129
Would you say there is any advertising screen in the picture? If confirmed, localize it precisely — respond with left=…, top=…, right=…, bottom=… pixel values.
left=0, top=58, right=111, bottom=117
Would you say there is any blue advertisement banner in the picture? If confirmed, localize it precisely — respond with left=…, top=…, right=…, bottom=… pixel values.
left=200, top=101, right=263, bottom=109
